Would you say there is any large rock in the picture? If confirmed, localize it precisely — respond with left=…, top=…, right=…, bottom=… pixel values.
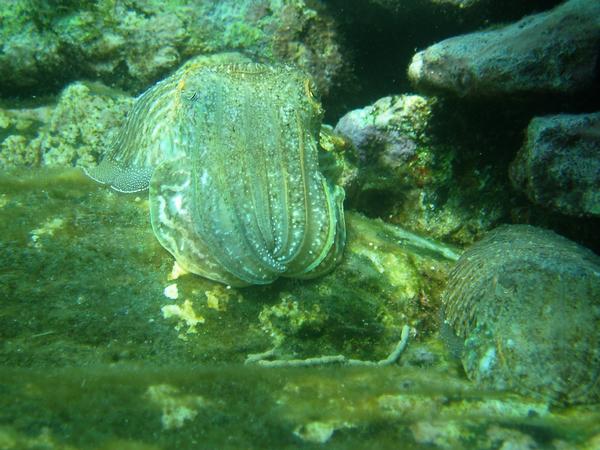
left=0, top=82, right=133, bottom=169
left=510, top=112, right=600, bottom=217
left=334, top=94, right=512, bottom=244
left=0, top=168, right=457, bottom=366
left=1, top=169, right=599, bottom=448
left=442, top=224, right=600, bottom=405
left=3, top=365, right=599, bottom=449
left=0, top=0, right=343, bottom=97
left=408, top=0, right=600, bottom=98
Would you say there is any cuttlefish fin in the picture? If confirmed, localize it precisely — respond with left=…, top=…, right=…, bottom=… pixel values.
left=84, top=77, right=188, bottom=193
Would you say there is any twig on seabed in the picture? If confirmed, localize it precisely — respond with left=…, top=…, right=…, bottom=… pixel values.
left=245, top=325, right=411, bottom=368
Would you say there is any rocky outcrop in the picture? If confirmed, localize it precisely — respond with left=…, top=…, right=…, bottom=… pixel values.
left=0, top=82, right=133, bottom=169
left=0, top=167, right=458, bottom=366
left=334, top=94, right=512, bottom=244
left=510, top=112, right=600, bottom=217
left=0, top=0, right=344, bottom=97
left=408, top=0, right=600, bottom=98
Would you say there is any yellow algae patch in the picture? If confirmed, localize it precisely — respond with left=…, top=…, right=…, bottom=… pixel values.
left=168, top=260, right=188, bottom=280
left=30, top=217, right=65, bottom=247
left=163, top=283, right=179, bottom=300
left=161, top=299, right=205, bottom=338
left=354, top=244, right=419, bottom=299
left=0, top=194, right=8, bottom=208
left=204, top=285, right=239, bottom=311
left=145, top=384, right=208, bottom=430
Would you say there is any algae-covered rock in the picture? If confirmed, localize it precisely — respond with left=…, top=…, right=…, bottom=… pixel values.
left=0, top=169, right=599, bottom=448
left=0, top=107, right=48, bottom=167
left=442, top=224, right=600, bottom=405
left=510, top=112, right=600, bottom=218
left=0, top=0, right=344, bottom=97
left=408, top=0, right=600, bottom=98
left=334, top=94, right=511, bottom=245
left=0, top=81, right=133, bottom=169
left=0, top=168, right=456, bottom=367
left=3, top=364, right=598, bottom=449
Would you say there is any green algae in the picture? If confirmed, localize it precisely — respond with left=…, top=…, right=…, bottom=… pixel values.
left=0, top=167, right=452, bottom=367
left=1, top=167, right=598, bottom=449
left=1, top=365, right=599, bottom=449
left=0, top=0, right=344, bottom=98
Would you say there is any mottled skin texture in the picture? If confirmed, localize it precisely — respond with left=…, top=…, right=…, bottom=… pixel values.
left=442, top=225, right=600, bottom=405
left=86, top=54, right=346, bottom=286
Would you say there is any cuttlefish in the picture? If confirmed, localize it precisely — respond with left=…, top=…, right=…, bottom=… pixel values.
left=85, top=54, right=346, bottom=287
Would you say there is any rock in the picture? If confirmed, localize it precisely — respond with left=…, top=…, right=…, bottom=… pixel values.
left=0, top=0, right=344, bottom=97
left=334, top=94, right=512, bottom=244
left=0, top=82, right=133, bottom=169
left=442, top=224, right=600, bottom=405
left=408, top=0, right=600, bottom=98
left=335, top=95, right=432, bottom=166
left=0, top=169, right=597, bottom=449
left=0, top=107, right=47, bottom=167
left=0, top=168, right=458, bottom=365
left=323, top=0, right=563, bottom=119
left=510, top=112, right=600, bottom=218
left=2, top=363, right=595, bottom=449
